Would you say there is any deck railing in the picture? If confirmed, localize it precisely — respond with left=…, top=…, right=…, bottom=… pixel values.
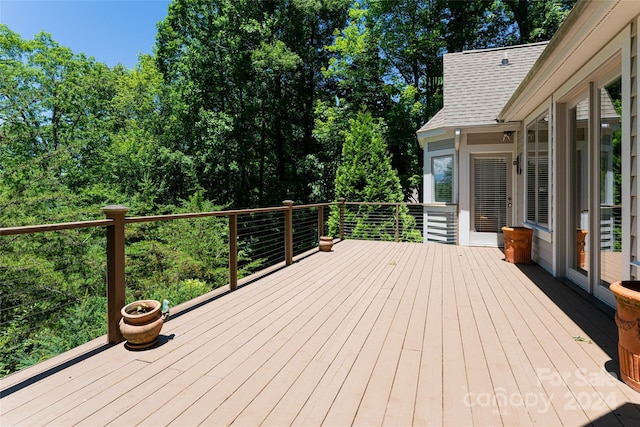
left=0, top=199, right=457, bottom=375
left=341, top=201, right=458, bottom=244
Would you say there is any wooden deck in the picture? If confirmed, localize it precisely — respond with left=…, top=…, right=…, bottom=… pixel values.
left=2, top=240, right=640, bottom=426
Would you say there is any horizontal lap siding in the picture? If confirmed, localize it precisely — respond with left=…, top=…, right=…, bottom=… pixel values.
left=532, top=235, right=553, bottom=272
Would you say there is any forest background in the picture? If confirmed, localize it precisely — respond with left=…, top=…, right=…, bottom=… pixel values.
left=0, top=0, right=575, bottom=375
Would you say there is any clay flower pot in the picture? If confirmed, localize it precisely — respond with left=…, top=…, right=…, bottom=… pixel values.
left=119, top=299, right=166, bottom=350
left=610, top=281, right=640, bottom=392
left=501, top=226, right=533, bottom=264
left=576, top=229, right=588, bottom=268
left=319, top=236, right=334, bottom=252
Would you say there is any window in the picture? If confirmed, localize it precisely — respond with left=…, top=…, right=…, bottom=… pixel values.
left=432, top=155, right=453, bottom=202
left=526, top=112, right=550, bottom=228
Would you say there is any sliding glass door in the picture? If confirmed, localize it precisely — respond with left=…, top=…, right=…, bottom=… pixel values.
left=598, top=77, right=622, bottom=299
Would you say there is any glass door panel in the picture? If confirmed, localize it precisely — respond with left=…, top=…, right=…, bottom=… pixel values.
left=599, top=78, right=622, bottom=288
left=469, top=154, right=512, bottom=247
left=569, top=96, right=590, bottom=289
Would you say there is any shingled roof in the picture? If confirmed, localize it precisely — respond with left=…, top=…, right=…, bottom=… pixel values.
left=418, top=42, right=548, bottom=133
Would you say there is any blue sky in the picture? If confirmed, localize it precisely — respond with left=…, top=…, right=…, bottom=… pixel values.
left=0, top=0, right=171, bottom=68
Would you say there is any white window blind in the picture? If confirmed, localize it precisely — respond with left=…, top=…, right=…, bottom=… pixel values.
left=473, top=158, right=507, bottom=232
left=526, top=112, right=550, bottom=228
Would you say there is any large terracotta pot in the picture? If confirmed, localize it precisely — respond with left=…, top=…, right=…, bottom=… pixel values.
left=319, top=236, right=334, bottom=252
left=576, top=229, right=588, bottom=269
left=501, top=226, right=533, bottom=264
left=610, top=281, right=640, bottom=392
left=119, top=299, right=165, bottom=350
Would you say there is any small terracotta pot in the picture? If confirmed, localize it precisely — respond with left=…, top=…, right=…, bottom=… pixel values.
left=319, top=236, right=334, bottom=252
left=610, top=281, right=640, bottom=392
left=119, top=300, right=165, bottom=350
left=502, top=226, right=533, bottom=264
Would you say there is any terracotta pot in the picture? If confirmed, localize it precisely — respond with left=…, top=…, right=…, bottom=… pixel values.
left=319, top=236, right=334, bottom=252
left=501, top=226, right=533, bottom=264
left=610, top=281, right=640, bottom=392
left=119, top=299, right=165, bottom=350
left=576, top=229, right=588, bottom=269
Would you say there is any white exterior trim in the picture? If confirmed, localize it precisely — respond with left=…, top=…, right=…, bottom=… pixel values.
left=554, top=27, right=628, bottom=104
left=424, top=148, right=457, bottom=204
left=622, top=27, right=631, bottom=282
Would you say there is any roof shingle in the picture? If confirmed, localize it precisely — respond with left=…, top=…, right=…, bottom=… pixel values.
left=419, top=42, right=548, bottom=133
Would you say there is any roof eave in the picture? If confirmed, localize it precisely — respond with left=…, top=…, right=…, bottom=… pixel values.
left=417, top=122, right=522, bottom=149
left=499, top=0, right=633, bottom=122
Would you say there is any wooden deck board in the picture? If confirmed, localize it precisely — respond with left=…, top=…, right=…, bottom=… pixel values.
left=3, top=241, right=640, bottom=426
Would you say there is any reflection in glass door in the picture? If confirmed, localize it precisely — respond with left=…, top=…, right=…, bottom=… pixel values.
left=599, top=78, right=622, bottom=288
left=569, top=96, right=590, bottom=288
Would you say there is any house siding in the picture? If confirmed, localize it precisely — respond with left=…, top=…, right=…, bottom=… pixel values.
left=533, top=236, right=553, bottom=272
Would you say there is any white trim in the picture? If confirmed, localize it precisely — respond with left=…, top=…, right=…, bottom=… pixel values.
left=555, top=27, right=629, bottom=103
left=417, top=128, right=449, bottom=148
left=458, top=133, right=470, bottom=246
left=523, top=107, right=553, bottom=234
left=523, top=98, right=553, bottom=126
left=622, top=26, right=631, bottom=281
left=553, top=99, right=567, bottom=277
left=567, top=269, right=589, bottom=293
left=589, top=81, right=598, bottom=296
left=523, top=222, right=552, bottom=242
left=424, top=149, right=457, bottom=204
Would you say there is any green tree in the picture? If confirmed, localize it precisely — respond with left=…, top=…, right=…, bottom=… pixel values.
left=503, top=0, right=575, bottom=43
left=329, top=110, right=420, bottom=241
left=155, top=0, right=350, bottom=207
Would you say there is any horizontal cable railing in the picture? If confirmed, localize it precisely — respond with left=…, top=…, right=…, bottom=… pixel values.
left=340, top=202, right=458, bottom=244
left=0, top=198, right=457, bottom=376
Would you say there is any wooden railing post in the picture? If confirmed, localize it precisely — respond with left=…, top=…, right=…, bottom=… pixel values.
left=102, top=205, right=128, bottom=344
left=318, top=205, right=324, bottom=241
left=339, top=198, right=345, bottom=241
left=395, top=203, right=400, bottom=242
left=229, top=214, right=238, bottom=291
left=283, top=200, right=294, bottom=265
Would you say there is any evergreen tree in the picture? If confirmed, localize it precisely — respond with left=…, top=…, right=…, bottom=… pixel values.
left=329, top=110, right=420, bottom=241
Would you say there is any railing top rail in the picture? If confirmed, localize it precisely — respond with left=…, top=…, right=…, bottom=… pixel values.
left=342, top=201, right=458, bottom=207
left=291, top=202, right=335, bottom=210
left=0, top=200, right=458, bottom=237
left=0, top=219, right=114, bottom=236
left=125, top=205, right=289, bottom=224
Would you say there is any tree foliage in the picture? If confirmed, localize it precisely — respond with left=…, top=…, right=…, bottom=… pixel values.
left=329, top=111, right=420, bottom=240
left=155, top=0, right=351, bottom=207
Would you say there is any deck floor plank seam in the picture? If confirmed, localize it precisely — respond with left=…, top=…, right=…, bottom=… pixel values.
left=3, top=241, right=640, bottom=427
left=198, top=243, right=416, bottom=426
left=477, top=248, right=640, bottom=425
left=139, top=240, right=401, bottom=426
left=471, top=247, right=607, bottom=426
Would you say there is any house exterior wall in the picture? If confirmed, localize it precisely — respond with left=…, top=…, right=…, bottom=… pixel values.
left=525, top=16, right=636, bottom=307
left=418, top=2, right=640, bottom=309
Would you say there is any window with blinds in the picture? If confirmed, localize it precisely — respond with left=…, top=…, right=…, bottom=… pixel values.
left=526, top=112, right=550, bottom=229
left=473, top=157, right=507, bottom=232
